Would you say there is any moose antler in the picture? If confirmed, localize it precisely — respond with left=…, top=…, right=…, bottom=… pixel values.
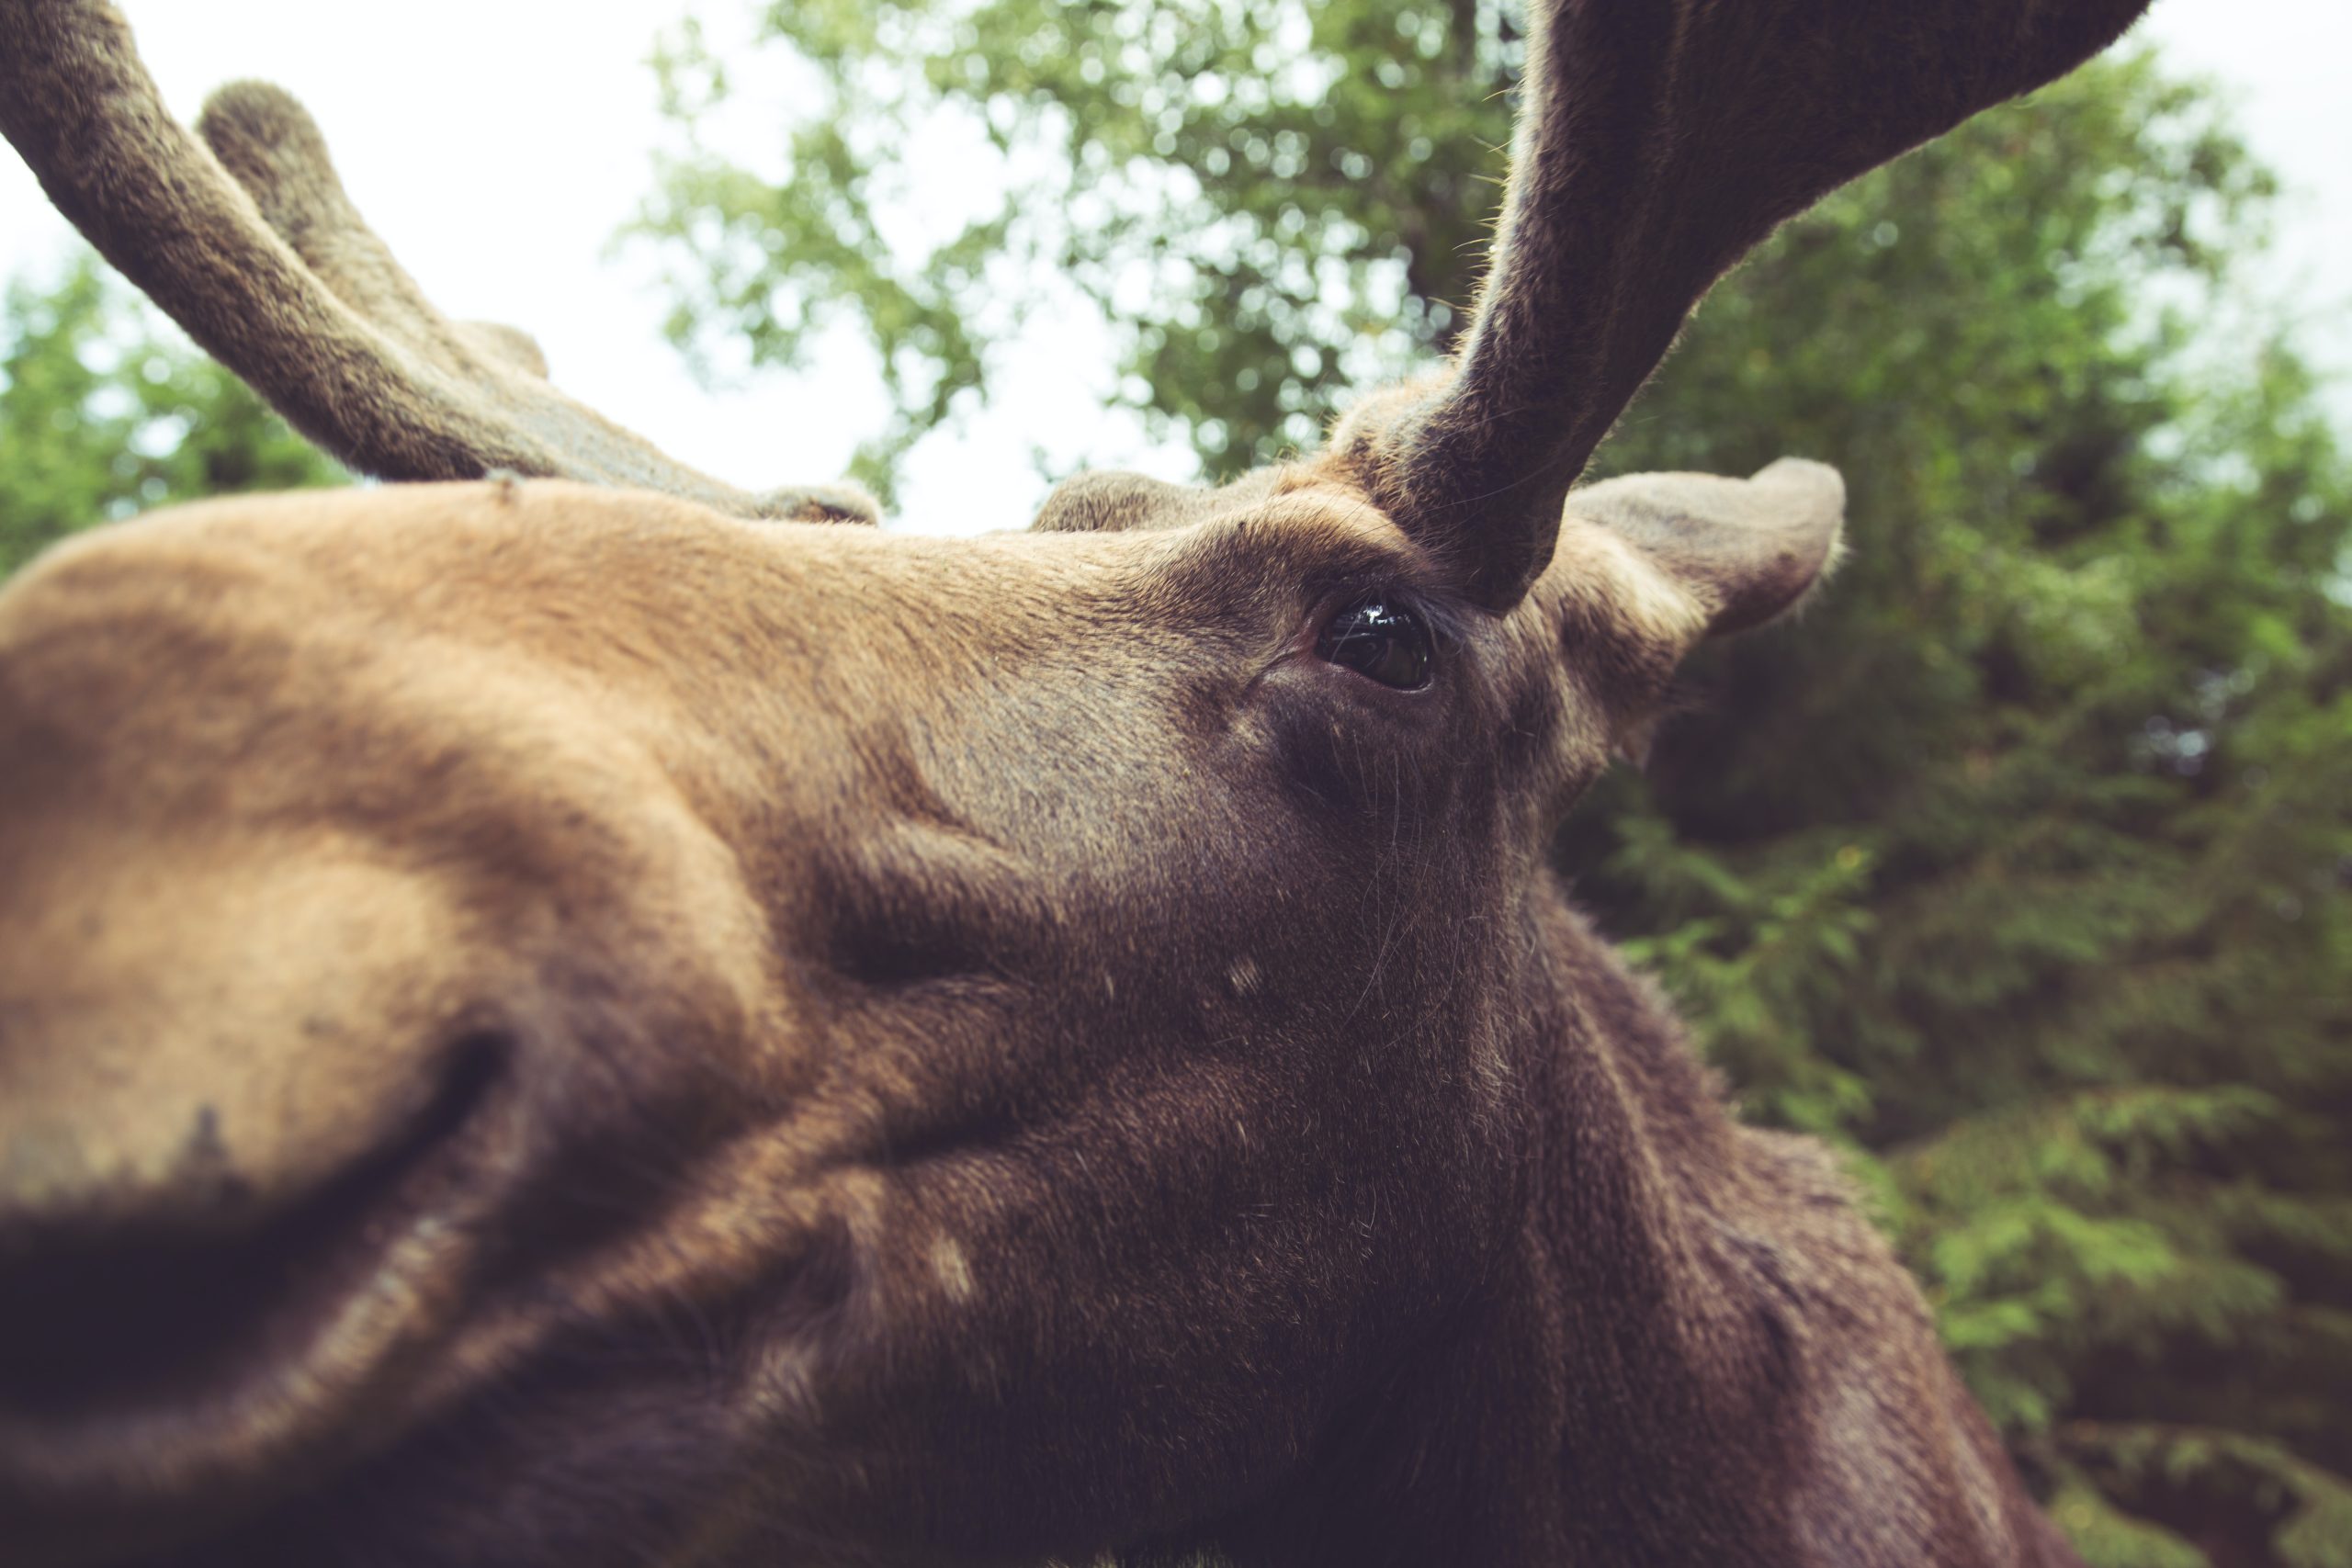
left=1362, top=0, right=2150, bottom=608
left=0, top=0, right=875, bottom=524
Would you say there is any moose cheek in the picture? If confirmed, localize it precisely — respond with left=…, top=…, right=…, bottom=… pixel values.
left=1261, top=682, right=1442, bottom=827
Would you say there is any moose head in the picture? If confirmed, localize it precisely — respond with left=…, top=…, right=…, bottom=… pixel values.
left=1, top=2, right=2148, bottom=1564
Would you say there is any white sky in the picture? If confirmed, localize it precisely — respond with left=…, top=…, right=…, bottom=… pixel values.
left=2, top=0, right=2346, bottom=536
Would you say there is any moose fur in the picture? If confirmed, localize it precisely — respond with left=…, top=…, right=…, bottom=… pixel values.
left=0, top=1, right=2149, bottom=1564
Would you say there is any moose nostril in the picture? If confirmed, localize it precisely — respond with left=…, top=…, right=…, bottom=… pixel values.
left=0, top=1031, right=509, bottom=1421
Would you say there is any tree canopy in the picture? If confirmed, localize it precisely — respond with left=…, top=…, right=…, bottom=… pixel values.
left=632, top=0, right=1519, bottom=494
left=641, top=5, right=2352, bottom=1562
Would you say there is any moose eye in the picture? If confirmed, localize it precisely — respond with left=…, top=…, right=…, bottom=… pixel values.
left=1315, top=598, right=1433, bottom=690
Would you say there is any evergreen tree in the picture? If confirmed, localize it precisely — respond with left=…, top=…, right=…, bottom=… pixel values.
left=1578, top=62, right=2352, bottom=1566
left=1, top=254, right=342, bottom=580
left=644, top=6, right=2352, bottom=1561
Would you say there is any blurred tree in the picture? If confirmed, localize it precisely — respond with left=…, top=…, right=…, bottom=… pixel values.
left=632, top=0, right=1521, bottom=496
left=667, top=7, right=2351, bottom=1562
left=1, top=254, right=343, bottom=580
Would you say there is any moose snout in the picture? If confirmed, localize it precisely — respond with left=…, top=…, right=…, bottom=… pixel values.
left=0, top=843, right=519, bottom=1501
left=0, top=1026, right=505, bottom=1423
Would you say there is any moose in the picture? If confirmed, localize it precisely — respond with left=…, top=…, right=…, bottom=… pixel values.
left=1, top=0, right=2153, bottom=1563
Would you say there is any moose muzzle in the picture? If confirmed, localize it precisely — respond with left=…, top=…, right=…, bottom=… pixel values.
left=0, top=489, right=814, bottom=1563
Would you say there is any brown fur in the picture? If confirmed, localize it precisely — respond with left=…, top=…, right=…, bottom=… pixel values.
left=0, top=475, right=2076, bottom=1568
left=0, top=2, right=2152, bottom=1563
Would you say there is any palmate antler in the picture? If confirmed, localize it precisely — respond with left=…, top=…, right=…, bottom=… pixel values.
left=1356, top=0, right=2152, bottom=609
left=2, top=0, right=2146, bottom=586
left=0, top=0, right=876, bottom=524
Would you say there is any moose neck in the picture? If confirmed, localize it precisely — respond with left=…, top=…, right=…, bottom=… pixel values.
left=1514, top=887, right=1816, bottom=1561
left=1213, top=874, right=2027, bottom=1568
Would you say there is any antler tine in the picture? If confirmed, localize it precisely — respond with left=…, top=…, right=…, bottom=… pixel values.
left=0, top=0, right=876, bottom=524
left=197, top=84, right=554, bottom=382
left=1366, top=0, right=2150, bottom=611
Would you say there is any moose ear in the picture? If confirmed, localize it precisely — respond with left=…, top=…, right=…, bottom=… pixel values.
left=1567, top=458, right=1845, bottom=638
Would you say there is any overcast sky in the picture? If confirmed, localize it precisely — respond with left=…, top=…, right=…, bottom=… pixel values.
left=3, top=0, right=2346, bottom=536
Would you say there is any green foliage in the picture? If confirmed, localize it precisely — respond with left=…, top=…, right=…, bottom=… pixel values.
left=647, top=9, right=2352, bottom=1558
left=1574, top=60, right=2352, bottom=1564
left=0, top=254, right=343, bottom=579
left=632, top=0, right=1515, bottom=496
